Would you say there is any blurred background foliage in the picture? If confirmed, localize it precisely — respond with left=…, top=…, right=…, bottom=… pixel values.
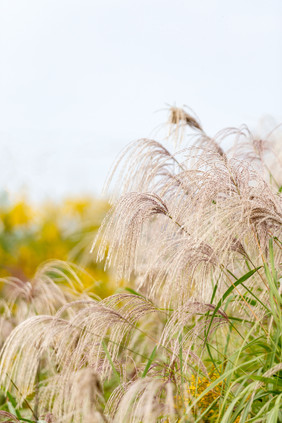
left=0, top=192, right=120, bottom=299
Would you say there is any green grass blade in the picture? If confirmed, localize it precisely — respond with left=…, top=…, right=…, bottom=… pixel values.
left=102, top=340, right=120, bottom=382
left=142, top=346, right=157, bottom=378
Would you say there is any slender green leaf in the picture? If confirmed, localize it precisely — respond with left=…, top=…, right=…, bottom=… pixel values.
left=142, top=346, right=157, bottom=378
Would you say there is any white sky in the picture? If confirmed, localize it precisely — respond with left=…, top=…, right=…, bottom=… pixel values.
left=0, top=0, right=281, bottom=201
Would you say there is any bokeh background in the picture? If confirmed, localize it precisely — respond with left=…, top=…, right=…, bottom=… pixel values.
left=1, top=0, right=281, bottom=201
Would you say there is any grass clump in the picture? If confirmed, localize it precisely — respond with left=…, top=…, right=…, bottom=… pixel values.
left=0, top=107, right=281, bottom=422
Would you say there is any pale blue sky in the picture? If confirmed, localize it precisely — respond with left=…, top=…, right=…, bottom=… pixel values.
left=0, top=0, right=281, bottom=201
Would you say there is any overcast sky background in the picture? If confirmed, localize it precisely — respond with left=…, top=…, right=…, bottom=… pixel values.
left=0, top=0, right=281, bottom=202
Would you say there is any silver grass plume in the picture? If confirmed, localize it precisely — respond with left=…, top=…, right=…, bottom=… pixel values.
left=39, top=369, right=106, bottom=423
left=52, top=294, right=160, bottom=380
left=104, top=139, right=187, bottom=203
left=0, top=260, right=91, bottom=320
left=159, top=302, right=229, bottom=372
left=94, top=193, right=170, bottom=281
left=106, top=378, right=176, bottom=423
left=0, top=315, right=66, bottom=400
left=168, top=106, right=203, bottom=147
left=0, top=294, right=160, bottom=400
left=96, top=138, right=281, bottom=306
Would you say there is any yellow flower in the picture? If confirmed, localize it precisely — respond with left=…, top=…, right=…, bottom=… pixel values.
left=40, top=221, right=60, bottom=243
left=6, top=201, right=33, bottom=228
left=175, top=373, right=239, bottom=422
left=63, top=198, right=92, bottom=216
